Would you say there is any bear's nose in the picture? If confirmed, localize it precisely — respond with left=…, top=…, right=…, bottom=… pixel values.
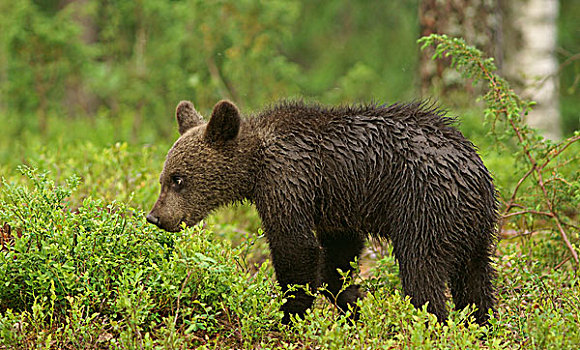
left=146, top=213, right=160, bottom=226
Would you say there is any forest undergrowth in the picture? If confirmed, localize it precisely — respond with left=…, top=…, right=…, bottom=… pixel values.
left=0, top=36, right=578, bottom=349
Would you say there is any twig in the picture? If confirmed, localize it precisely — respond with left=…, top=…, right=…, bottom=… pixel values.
left=174, top=269, right=194, bottom=328
left=502, top=210, right=553, bottom=219
left=540, top=134, right=580, bottom=170
left=504, top=166, right=536, bottom=211
left=206, top=55, right=238, bottom=102
left=500, top=229, right=543, bottom=240
left=554, top=256, right=571, bottom=271
left=553, top=217, right=579, bottom=265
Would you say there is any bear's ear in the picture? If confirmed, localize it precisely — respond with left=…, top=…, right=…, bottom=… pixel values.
left=205, top=100, right=240, bottom=143
left=176, top=100, right=203, bottom=135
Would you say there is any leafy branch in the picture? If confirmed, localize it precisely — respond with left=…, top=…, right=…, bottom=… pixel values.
left=419, top=34, right=580, bottom=267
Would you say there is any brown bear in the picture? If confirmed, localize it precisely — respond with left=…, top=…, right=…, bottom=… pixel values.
left=147, top=99, right=498, bottom=325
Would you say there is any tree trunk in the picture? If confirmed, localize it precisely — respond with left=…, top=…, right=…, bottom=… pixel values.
left=504, top=0, right=561, bottom=139
left=419, top=0, right=502, bottom=96
left=419, top=0, right=562, bottom=139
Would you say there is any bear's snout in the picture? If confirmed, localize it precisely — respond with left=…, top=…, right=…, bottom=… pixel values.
left=145, top=208, right=184, bottom=232
left=146, top=212, right=160, bottom=226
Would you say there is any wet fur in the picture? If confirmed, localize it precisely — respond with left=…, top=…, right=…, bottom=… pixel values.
left=149, top=100, right=499, bottom=325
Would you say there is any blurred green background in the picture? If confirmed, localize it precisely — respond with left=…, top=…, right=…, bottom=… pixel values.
left=0, top=0, right=577, bottom=161
left=0, top=0, right=417, bottom=156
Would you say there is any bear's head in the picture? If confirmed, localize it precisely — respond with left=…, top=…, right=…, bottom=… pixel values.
left=147, top=100, right=249, bottom=232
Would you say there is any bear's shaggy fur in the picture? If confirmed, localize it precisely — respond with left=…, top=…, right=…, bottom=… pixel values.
left=147, top=99, right=498, bottom=325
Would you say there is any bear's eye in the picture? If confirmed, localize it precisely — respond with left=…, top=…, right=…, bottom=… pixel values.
left=171, top=175, right=184, bottom=189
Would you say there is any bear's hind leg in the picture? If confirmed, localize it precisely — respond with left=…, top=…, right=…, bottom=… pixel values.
left=319, top=231, right=365, bottom=319
left=450, top=249, right=496, bottom=326
left=397, top=255, right=450, bottom=322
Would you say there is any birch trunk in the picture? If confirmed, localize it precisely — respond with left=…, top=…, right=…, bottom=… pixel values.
left=419, top=0, right=561, bottom=139
left=505, top=0, right=561, bottom=139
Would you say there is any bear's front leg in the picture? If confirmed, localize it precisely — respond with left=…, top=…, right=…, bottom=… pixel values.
left=264, top=223, right=322, bottom=324
left=319, top=230, right=366, bottom=320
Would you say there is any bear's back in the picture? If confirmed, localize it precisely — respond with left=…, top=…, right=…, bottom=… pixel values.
left=253, top=102, right=497, bottom=237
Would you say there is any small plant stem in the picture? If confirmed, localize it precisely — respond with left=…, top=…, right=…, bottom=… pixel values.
left=554, top=256, right=571, bottom=270
left=540, top=134, right=580, bottom=170
left=502, top=210, right=554, bottom=219
left=504, top=167, right=535, bottom=213
left=174, top=269, right=194, bottom=329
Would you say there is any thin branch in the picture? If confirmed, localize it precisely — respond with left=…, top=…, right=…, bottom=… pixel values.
left=206, top=55, right=239, bottom=102
left=540, top=134, right=580, bottom=170
left=554, top=256, right=571, bottom=271
left=504, top=166, right=535, bottom=213
left=501, top=229, right=546, bottom=240
left=553, top=216, right=579, bottom=264
left=502, top=210, right=554, bottom=219
left=174, top=269, right=194, bottom=329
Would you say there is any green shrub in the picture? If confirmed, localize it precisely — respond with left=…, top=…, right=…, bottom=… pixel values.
left=0, top=167, right=281, bottom=348
left=419, top=34, right=580, bottom=268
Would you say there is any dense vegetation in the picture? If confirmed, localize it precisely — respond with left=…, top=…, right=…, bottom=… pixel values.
left=0, top=1, right=579, bottom=349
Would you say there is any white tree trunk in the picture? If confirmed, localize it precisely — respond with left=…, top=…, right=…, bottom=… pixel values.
left=507, top=0, right=561, bottom=139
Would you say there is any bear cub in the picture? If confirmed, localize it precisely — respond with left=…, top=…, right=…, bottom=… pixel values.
left=147, top=99, right=498, bottom=325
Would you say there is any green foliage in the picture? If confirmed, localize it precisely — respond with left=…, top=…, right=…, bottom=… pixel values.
left=284, top=0, right=419, bottom=103
left=1, top=1, right=88, bottom=118
left=0, top=0, right=305, bottom=140
left=0, top=6, right=579, bottom=346
left=0, top=168, right=282, bottom=348
left=1, top=156, right=580, bottom=347
left=90, top=0, right=303, bottom=118
left=419, top=34, right=580, bottom=268
left=0, top=141, right=164, bottom=212
left=558, top=0, right=580, bottom=133
left=0, top=0, right=421, bottom=141
left=493, top=245, right=580, bottom=349
left=0, top=0, right=578, bottom=139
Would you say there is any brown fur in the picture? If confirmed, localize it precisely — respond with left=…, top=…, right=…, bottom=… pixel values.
left=147, top=99, right=498, bottom=325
